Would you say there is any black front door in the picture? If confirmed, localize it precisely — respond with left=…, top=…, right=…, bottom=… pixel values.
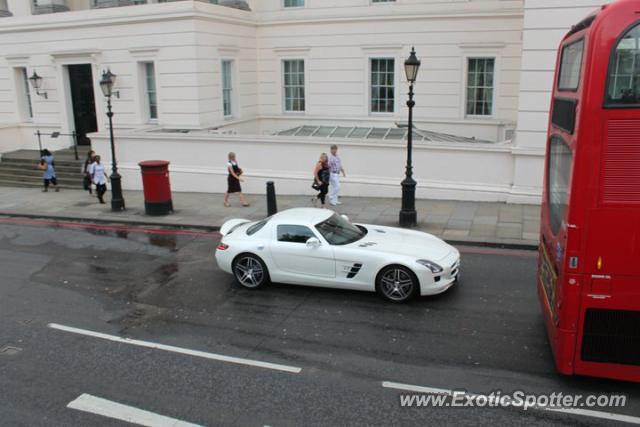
left=68, top=64, right=97, bottom=146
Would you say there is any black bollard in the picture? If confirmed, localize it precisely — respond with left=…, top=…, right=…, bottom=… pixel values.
left=266, top=181, right=278, bottom=216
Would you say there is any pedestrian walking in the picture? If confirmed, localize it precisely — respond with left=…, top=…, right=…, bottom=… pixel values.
left=328, top=144, right=346, bottom=206
left=224, top=152, right=250, bottom=207
left=82, top=150, right=96, bottom=194
left=39, top=149, right=59, bottom=192
left=89, top=155, right=107, bottom=204
left=312, top=153, right=330, bottom=207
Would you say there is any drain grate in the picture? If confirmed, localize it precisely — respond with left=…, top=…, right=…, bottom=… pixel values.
left=0, top=345, right=23, bottom=356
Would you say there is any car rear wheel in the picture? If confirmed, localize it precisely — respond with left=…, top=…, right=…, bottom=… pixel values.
left=232, top=254, right=269, bottom=289
left=376, top=265, right=418, bottom=303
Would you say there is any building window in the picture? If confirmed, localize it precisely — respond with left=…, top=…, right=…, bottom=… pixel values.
left=283, top=59, right=305, bottom=112
left=221, top=60, right=233, bottom=117
left=284, top=0, right=303, bottom=8
left=17, top=68, right=33, bottom=121
left=370, top=58, right=395, bottom=113
left=143, top=62, right=158, bottom=120
left=466, top=57, right=495, bottom=116
left=92, top=0, right=147, bottom=7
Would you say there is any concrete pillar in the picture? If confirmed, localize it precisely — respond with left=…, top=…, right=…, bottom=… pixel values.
left=0, top=0, right=12, bottom=16
left=7, top=0, right=32, bottom=16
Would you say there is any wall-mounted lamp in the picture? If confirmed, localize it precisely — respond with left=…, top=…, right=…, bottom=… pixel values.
left=28, top=71, right=48, bottom=99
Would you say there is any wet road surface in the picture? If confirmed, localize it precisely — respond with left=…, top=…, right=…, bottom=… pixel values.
left=0, top=217, right=638, bottom=426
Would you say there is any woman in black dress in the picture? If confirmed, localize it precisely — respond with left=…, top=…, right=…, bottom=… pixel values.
left=224, top=152, right=250, bottom=207
left=312, top=153, right=330, bottom=207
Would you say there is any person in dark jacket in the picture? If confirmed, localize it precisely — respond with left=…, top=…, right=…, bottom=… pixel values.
left=224, top=152, right=250, bottom=207
left=82, top=150, right=96, bottom=194
left=312, top=153, right=330, bottom=207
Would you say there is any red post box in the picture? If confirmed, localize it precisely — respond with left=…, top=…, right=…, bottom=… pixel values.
left=139, top=160, right=173, bottom=216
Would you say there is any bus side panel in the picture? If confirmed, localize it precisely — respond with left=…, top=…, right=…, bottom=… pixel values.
left=537, top=245, right=583, bottom=375
left=537, top=276, right=576, bottom=375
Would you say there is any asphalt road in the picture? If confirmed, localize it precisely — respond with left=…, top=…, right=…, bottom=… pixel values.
left=0, top=217, right=638, bottom=426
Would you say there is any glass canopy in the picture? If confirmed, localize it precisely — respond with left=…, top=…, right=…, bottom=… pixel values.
left=275, top=125, right=489, bottom=143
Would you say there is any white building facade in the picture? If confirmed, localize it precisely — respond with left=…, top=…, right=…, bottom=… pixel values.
left=0, top=0, right=611, bottom=202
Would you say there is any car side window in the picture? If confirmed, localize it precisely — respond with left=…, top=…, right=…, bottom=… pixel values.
left=277, top=225, right=316, bottom=243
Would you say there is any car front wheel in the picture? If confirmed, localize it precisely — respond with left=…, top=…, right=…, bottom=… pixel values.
left=232, top=254, right=269, bottom=289
left=376, top=265, right=418, bottom=303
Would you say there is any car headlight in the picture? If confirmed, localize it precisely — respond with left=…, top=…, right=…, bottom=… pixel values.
left=416, top=259, right=443, bottom=274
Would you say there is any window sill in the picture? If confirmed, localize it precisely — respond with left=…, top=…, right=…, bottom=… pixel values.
left=465, top=115, right=495, bottom=120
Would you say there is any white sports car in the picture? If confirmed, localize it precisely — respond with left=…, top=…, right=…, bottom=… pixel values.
left=215, top=208, right=460, bottom=303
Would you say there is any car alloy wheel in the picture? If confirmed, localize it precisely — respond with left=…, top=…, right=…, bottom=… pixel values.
left=377, top=266, right=417, bottom=302
left=233, top=255, right=268, bottom=289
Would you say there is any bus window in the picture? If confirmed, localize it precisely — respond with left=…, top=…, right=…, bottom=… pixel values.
left=606, top=23, right=640, bottom=105
left=558, top=39, right=584, bottom=91
left=548, top=136, right=573, bottom=235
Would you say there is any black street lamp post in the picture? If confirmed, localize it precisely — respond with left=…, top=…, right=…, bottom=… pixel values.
left=99, top=69, right=125, bottom=212
left=399, top=47, right=421, bottom=228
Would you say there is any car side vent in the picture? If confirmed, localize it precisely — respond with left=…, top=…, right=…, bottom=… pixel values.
left=375, top=229, right=386, bottom=233
left=358, top=242, right=377, bottom=247
left=346, top=263, right=363, bottom=279
left=581, top=308, right=640, bottom=366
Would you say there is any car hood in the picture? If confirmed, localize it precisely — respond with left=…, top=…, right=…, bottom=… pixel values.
left=348, top=224, right=456, bottom=262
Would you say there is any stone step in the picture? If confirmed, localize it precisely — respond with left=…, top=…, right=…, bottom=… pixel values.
left=0, top=163, right=84, bottom=175
left=0, top=148, right=90, bottom=189
left=0, top=158, right=85, bottom=170
left=0, top=178, right=83, bottom=190
left=0, top=171, right=84, bottom=186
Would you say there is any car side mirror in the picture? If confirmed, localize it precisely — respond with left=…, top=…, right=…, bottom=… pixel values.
left=306, top=237, right=321, bottom=248
left=341, top=214, right=349, bottom=222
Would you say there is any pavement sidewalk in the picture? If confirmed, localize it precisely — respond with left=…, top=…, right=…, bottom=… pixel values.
left=0, top=186, right=540, bottom=247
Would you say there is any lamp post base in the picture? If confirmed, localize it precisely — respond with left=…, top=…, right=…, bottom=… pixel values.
left=399, top=209, right=417, bottom=228
left=110, top=172, right=126, bottom=212
left=399, top=176, right=417, bottom=228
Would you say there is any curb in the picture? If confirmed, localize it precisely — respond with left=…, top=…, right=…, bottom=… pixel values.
left=0, top=211, right=539, bottom=250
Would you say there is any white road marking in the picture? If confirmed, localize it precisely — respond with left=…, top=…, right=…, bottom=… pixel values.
left=67, top=393, right=201, bottom=427
left=48, top=323, right=302, bottom=374
left=382, top=381, right=451, bottom=395
left=544, top=408, right=640, bottom=425
left=382, top=381, right=640, bottom=425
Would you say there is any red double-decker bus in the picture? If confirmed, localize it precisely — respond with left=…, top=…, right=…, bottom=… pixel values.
left=538, top=0, right=640, bottom=382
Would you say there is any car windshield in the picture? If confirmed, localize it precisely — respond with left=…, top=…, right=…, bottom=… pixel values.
left=315, top=214, right=367, bottom=245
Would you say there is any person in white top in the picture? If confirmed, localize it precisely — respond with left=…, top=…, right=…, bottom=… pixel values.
left=88, top=155, right=107, bottom=204
left=328, top=144, right=346, bottom=206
